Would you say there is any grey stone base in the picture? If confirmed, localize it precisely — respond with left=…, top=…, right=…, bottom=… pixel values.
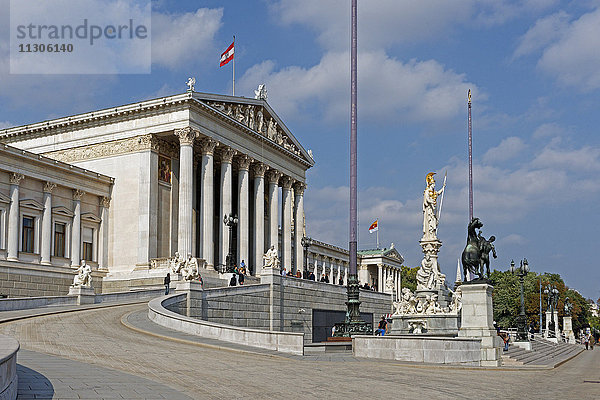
left=68, top=286, right=95, bottom=305
left=391, top=313, right=459, bottom=336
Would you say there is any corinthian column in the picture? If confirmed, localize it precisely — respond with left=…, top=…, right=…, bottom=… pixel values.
left=41, top=182, right=57, bottom=265
left=252, top=163, right=267, bottom=275
left=219, top=146, right=236, bottom=269
left=200, top=138, right=218, bottom=269
left=267, top=170, right=282, bottom=250
left=99, top=197, right=110, bottom=271
left=281, top=176, right=293, bottom=272
left=237, top=155, right=251, bottom=267
left=293, top=183, right=305, bottom=275
left=7, top=173, right=24, bottom=261
left=175, top=127, right=197, bottom=258
left=71, top=189, right=85, bottom=267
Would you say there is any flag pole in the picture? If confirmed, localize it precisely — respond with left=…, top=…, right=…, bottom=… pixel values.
left=232, top=35, right=236, bottom=96
left=468, top=89, right=473, bottom=221
left=376, top=220, right=380, bottom=249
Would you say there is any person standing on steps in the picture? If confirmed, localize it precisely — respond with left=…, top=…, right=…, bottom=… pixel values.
left=164, top=273, right=170, bottom=295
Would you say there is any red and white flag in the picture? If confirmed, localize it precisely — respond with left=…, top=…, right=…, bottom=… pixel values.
left=220, top=41, right=234, bottom=67
left=368, top=219, right=378, bottom=233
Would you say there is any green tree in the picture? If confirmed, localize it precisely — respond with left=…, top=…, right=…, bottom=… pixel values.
left=400, top=265, right=418, bottom=292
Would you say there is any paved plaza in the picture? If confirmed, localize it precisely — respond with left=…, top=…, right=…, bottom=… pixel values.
left=1, top=303, right=598, bottom=400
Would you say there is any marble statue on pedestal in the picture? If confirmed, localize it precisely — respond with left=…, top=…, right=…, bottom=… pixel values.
left=263, top=245, right=280, bottom=269
left=170, top=251, right=186, bottom=274
left=72, top=260, right=92, bottom=287
left=422, top=172, right=445, bottom=241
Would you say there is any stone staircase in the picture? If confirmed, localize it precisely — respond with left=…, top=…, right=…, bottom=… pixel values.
left=501, top=337, right=583, bottom=367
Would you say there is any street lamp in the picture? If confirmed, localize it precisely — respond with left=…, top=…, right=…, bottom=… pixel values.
left=510, top=258, right=530, bottom=341
left=543, top=284, right=559, bottom=337
left=223, top=214, right=238, bottom=273
left=301, top=236, right=313, bottom=278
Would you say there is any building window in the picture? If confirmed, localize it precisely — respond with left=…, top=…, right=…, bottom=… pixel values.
left=22, top=216, right=34, bottom=253
left=54, top=223, right=66, bottom=257
left=82, top=227, right=94, bottom=261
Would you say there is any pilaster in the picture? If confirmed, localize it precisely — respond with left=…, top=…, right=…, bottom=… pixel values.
left=41, top=181, right=56, bottom=265
left=71, top=189, right=85, bottom=267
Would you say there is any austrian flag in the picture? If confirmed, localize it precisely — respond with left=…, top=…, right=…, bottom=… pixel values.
left=220, top=41, right=234, bottom=67
left=368, top=219, right=378, bottom=233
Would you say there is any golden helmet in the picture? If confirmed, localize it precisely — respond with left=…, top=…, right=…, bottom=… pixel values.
left=426, top=172, right=436, bottom=184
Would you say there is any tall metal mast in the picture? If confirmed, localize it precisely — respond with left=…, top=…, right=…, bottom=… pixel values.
left=468, top=90, right=473, bottom=221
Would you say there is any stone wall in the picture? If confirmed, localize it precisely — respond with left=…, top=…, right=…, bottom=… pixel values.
left=0, top=263, right=103, bottom=298
left=184, top=274, right=392, bottom=344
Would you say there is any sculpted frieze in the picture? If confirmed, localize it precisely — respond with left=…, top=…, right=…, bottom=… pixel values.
left=205, top=100, right=301, bottom=157
left=43, top=134, right=179, bottom=163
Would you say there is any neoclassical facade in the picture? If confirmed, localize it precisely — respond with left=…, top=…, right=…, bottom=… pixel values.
left=0, top=91, right=314, bottom=276
left=0, top=143, right=113, bottom=297
left=306, top=240, right=403, bottom=299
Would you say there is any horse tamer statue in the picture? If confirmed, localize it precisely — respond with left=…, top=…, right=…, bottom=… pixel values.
left=461, top=217, right=497, bottom=281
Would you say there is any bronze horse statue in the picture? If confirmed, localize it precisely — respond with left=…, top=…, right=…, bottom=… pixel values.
left=461, top=217, right=484, bottom=281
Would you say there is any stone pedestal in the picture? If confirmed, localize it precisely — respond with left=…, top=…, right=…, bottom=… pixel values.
left=68, top=285, right=95, bottom=305
left=563, top=316, right=576, bottom=343
left=458, top=282, right=502, bottom=367
left=391, top=313, right=459, bottom=336
left=175, top=280, right=204, bottom=317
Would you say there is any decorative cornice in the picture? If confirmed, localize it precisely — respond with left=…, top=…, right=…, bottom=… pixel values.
left=9, top=173, right=25, bottom=185
left=236, top=155, right=252, bottom=171
left=267, top=170, right=283, bottom=185
left=43, top=181, right=57, bottom=193
left=219, top=146, right=236, bottom=164
left=199, top=137, right=218, bottom=156
left=73, top=189, right=85, bottom=201
left=43, top=134, right=178, bottom=163
left=281, top=176, right=294, bottom=190
left=100, top=196, right=111, bottom=208
left=294, top=182, right=306, bottom=196
left=175, top=127, right=198, bottom=146
left=252, top=162, right=267, bottom=178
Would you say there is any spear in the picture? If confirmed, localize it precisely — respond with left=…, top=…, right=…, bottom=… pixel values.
left=437, top=170, right=447, bottom=221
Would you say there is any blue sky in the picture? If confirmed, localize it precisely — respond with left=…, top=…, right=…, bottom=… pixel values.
left=1, top=0, right=600, bottom=300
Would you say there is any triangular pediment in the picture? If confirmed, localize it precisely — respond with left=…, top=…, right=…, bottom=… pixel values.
left=383, top=247, right=403, bottom=262
left=193, top=93, right=314, bottom=166
left=52, top=205, right=74, bottom=217
left=81, top=212, right=101, bottom=223
left=0, top=192, right=10, bottom=204
left=20, top=198, right=44, bottom=211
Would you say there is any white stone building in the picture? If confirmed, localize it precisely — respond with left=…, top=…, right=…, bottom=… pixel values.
left=0, top=143, right=113, bottom=297
left=0, top=91, right=314, bottom=280
left=305, top=240, right=403, bottom=298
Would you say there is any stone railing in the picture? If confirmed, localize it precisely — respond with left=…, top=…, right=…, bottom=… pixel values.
left=148, top=293, right=304, bottom=355
left=0, top=334, right=19, bottom=400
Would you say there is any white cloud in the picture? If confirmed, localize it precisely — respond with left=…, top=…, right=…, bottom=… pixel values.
left=0, top=121, right=13, bottom=129
left=152, top=8, right=223, bottom=69
left=483, top=137, right=526, bottom=164
left=513, top=11, right=570, bottom=59
left=239, top=51, right=479, bottom=124
left=271, top=0, right=473, bottom=50
left=516, top=7, right=600, bottom=90
left=532, top=122, right=566, bottom=138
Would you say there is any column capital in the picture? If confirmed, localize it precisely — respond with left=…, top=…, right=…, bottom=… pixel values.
left=281, top=176, right=294, bottom=190
left=267, top=169, right=282, bottom=184
left=200, top=137, right=218, bottom=156
left=377, top=263, right=384, bottom=268
left=294, top=182, right=306, bottom=196
left=9, top=173, right=24, bottom=185
left=236, top=155, right=252, bottom=171
left=252, top=162, right=267, bottom=178
left=73, top=189, right=85, bottom=201
left=219, top=146, right=236, bottom=164
left=43, top=181, right=57, bottom=193
left=174, top=127, right=198, bottom=146
left=100, top=196, right=111, bottom=208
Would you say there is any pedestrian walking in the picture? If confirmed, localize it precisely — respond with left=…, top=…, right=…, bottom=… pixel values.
left=164, top=273, right=170, bottom=295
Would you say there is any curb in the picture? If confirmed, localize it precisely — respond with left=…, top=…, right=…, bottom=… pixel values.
left=120, top=310, right=288, bottom=361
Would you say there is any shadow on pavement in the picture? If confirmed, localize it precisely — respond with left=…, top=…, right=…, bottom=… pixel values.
left=17, top=364, right=54, bottom=400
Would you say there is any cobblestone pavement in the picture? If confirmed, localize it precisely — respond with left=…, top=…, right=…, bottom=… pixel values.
left=1, top=304, right=599, bottom=400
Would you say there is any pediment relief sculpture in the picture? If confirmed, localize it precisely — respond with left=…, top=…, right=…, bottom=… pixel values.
left=205, top=101, right=301, bottom=157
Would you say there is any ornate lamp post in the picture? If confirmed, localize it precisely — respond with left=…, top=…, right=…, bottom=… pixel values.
left=510, top=258, right=529, bottom=341
left=301, top=236, right=313, bottom=278
left=223, top=214, right=238, bottom=273
left=543, top=284, right=559, bottom=337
